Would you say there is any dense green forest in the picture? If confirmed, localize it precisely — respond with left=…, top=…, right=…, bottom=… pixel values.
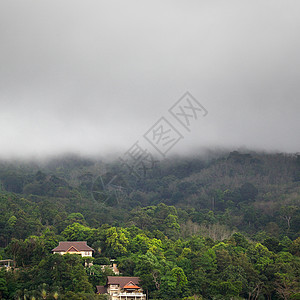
left=0, top=151, right=299, bottom=299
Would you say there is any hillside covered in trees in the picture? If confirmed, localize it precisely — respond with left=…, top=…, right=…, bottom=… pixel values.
left=0, top=151, right=299, bottom=299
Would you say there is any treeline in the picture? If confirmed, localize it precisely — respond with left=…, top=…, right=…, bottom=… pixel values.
left=0, top=151, right=299, bottom=246
left=0, top=215, right=299, bottom=299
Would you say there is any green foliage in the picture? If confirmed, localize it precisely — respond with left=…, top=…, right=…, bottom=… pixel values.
left=93, top=257, right=110, bottom=265
left=1, top=226, right=300, bottom=299
left=62, top=223, right=95, bottom=242
left=0, top=152, right=299, bottom=299
left=0, top=269, right=9, bottom=299
left=36, top=254, right=93, bottom=293
left=104, top=227, right=129, bottom=257
left=86, top=264, right=107, bottom=286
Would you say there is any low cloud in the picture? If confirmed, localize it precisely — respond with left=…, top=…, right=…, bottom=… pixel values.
left=0, top=0, right=299, bottom=159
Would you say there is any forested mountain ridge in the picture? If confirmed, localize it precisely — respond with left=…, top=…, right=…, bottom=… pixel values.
left=0, top=151, right=299, bottom=299
left=0, top=151, right=299, bottom=242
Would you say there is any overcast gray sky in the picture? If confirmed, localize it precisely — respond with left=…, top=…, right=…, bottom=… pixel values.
left=0, top=0, right=299, bottom=159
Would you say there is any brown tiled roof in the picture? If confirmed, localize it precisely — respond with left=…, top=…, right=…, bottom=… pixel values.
left=107, top=276, right=141, bottom=288
left=67, top=246, right=79, bottom=252
left=52, top=241, right=94, bottom=252
left=96, top=286, right=107, bottom=294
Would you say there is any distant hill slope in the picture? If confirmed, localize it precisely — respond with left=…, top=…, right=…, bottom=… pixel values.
left=0, top=150, right=299, bottom=246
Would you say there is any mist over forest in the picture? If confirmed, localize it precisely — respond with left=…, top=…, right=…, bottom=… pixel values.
left=1, top=0, right=300, bottom=299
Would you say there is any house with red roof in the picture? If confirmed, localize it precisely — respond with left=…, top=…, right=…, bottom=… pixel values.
left=52, top=241, right=94, bottom=257
left=96, top=276, right=146, bottom=300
